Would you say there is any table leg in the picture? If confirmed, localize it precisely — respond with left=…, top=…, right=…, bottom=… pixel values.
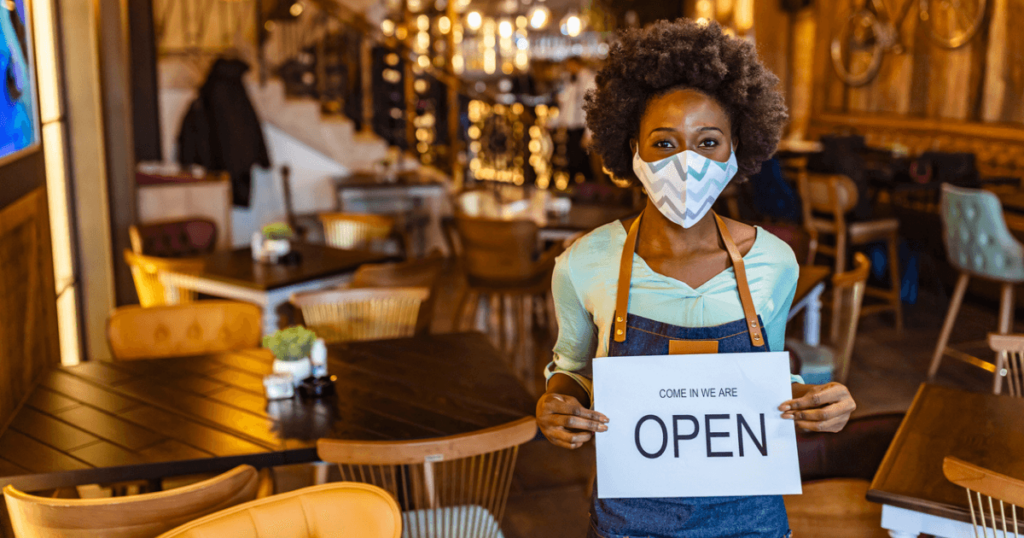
left=803, top=283, right=824, bottom=347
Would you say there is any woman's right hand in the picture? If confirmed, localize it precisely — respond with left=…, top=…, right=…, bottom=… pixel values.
left=536, top=393, right=609, bottom=449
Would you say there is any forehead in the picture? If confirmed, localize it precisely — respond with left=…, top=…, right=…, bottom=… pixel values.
left=640, top=88, right=730, bottom=129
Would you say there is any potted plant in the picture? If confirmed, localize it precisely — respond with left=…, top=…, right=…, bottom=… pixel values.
left=260, top=222, right=294, bottom=261
left=263, top=326, right=317, bottom=386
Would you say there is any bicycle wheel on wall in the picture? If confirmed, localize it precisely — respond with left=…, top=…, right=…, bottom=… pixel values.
left=831, top=9, right=887, bottom=87
left=922, top=0, right=987, bottom=49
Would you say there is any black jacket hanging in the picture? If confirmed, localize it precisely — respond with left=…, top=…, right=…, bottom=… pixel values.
left=177, top=57, right=271, bottom=207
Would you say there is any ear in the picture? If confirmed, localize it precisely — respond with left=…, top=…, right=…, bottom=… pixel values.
left=731, top=136, right=740, bottom=153
left=629, top=139, right=637, bottom=154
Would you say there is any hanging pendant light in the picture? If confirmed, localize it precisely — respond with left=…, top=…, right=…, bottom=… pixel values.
left=560, top=11, right=583, bottom=37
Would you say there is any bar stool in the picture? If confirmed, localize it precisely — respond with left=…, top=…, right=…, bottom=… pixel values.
left=928, top=184, right=1024, bottom=394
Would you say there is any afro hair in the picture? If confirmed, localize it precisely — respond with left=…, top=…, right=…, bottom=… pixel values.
left=584, top=19, right=788, bottom=182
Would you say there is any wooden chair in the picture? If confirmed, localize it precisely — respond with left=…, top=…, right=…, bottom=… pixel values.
left=929, top=184, right=1024, bottom=393
left=799, top=172, right=903, bottom=334
left=3, top=465, right=260, bottom=538
left=124, top=249, right=205, bottom=307
left=291, top=288, right=430, bottom=344
left=129, top=219, right=218, bottom=257
left=320, top=213, right=400, bottom=253
left=785, top=412, right=904, bottom=538
left=317, top=417, right=537, bottom=538
left=157, top=482, right=401, bottom=538
left=786, top=253, right=870, bottom=385
left=452, top=215, right=561, bottom=381
left=349, top=254, right=445, bottom=336
left=988, top=333, right=1024, bottom=397
left=107, top=301, right=262, bottom=360
left=943, top=456, right=1024, bottom=536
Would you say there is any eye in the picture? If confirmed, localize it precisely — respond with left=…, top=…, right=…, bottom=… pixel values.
left=653, top=139, right=675, bottom=149
left=698, top=138, right=720, bottom=148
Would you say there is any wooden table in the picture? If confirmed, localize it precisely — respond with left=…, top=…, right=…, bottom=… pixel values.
left=788, top=265, right=830, bottom=346
left=0, top=333, right=536, bottom=493
left=868, top=383, right=1024, bottom=537
left=538, top=203, right=639, bottom=243
left=159, top=243, right=391, bottom=335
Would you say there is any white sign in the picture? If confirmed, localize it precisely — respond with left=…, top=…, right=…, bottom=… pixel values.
left=593, top=352, right=802, bottom=499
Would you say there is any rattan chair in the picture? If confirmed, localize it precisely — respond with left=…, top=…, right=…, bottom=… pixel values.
left=349, top=254, right=445, bottom=336
left=317, top=417, right=537, bottom=538
left=988, top=334, right=1024, bottom=397
left=943, top=456, right=1024, bottom=537
left=320, top=213, right=398, bottom=251
left=799, top=172, right=902, bottom=334
left=108, top=301, right=262, bottom=360
left=291, top=288, right=430, bottom=344
left=3, top=465, right=260, bottom=538
left=155, top=482, right=401, bottom=538
left=124, top=249, right=205, bottom=307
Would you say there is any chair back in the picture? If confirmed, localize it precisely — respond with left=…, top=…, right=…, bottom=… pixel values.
left=291, top=288, right=430, bottom=344
left=108, top=301, right=262, bottom=360
left=830, top=252, right=871, bottom=384
left=988, top=333, right=1024, bottom=397
left=318, top=417, right=536, bottom=538
left=129, top=219, right=218, bottom=257
left=943, top=456, right=1024, bottom=536
left=3, top=465, right=259, bottom=538
left=940, top=184, right=1024, bottom=282
left=156, top=482, right=401, bottom=538
left=350, top=255, right=444, bottom=336
left=454, top=216, right=540, bottom=283
left=801, top=173, right=859, bottom=217
left=124, top=249, right=205, bottom=307
left=320, top=213, right=395, bottom=250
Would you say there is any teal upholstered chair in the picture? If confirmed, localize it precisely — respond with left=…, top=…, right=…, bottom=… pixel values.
left=929, top=184, right=1024, bottom=393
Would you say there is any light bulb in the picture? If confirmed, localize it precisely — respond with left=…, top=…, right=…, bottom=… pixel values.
left=466, top=11, right=482, bottom=31
left=498, top=19, right=513, bottom=38
left=528, top=6, right=549, bottom=29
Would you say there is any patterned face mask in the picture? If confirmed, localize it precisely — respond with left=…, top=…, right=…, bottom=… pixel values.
left=632, top=149, right=739, bottom=228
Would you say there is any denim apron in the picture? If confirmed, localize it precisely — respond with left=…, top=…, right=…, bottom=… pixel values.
left=588, top=211, right=790, bottom=538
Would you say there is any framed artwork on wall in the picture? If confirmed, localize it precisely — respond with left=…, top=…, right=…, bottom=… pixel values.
left=0, top=0, right=38, bottom=167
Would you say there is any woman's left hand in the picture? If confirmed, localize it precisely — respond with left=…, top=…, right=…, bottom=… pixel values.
left=779, top=382, right=856, bottom=433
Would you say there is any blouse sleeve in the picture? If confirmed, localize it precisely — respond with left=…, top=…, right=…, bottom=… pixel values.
left=544, top=249, right=598, bottom=402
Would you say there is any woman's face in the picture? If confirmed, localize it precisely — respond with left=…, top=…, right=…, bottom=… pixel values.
left=634, top=88, right=735, bottom=164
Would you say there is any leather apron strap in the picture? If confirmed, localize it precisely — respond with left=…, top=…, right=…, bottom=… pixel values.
left=613, top=211, right=764, bottom=347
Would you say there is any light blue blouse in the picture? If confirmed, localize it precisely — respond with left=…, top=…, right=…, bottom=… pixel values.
left=545, top=220, right=803, bottom=401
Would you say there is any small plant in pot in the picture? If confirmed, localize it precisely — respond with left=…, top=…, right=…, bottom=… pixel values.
left=263, top=326, right=317, bottom=387
left=254, top=222, right=294, bottom=263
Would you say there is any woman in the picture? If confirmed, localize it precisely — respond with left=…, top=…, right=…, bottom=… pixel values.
left=536, top=19, right=857, bottom=538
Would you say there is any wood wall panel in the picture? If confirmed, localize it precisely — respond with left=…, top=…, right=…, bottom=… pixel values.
left=813, top=0, right=1024, bottom=127
left=0, top=187, right=59, bottom=430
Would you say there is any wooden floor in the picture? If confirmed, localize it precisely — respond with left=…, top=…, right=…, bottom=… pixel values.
left=423, top=257, right=1016, bottom=538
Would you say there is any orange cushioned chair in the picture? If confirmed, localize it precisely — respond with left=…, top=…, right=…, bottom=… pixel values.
left=107, top=301, right=262, bottom=360
left=155, top=482, right=401, bottom=538
left=3, top=465, right=260, bottom=538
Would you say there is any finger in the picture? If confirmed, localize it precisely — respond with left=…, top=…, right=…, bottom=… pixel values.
left=552, top=414, right=608, bottom=432
left=783, top=385, right=850, bottom=411
left=790, top=401, right=850, bottom=422
left=552, top=395, right=610, bottom=423
left=795, top=415, right=847, bottom=433
left=545, top=426, right=593, bottom=446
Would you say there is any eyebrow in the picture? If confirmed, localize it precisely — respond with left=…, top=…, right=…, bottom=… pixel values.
left=648, top=126, right=724, bottom=135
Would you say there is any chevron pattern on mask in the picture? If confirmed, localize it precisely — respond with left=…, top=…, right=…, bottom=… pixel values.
left=633, top=150, right=739, bottom=228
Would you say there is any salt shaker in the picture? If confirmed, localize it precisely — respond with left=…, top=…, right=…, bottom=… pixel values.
left=310, top=338, right=328, bottom=378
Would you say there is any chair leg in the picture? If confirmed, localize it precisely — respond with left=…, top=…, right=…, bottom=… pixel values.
left=496, top=294, right=507, bottom=353
left=994, top=283, right=1015, bottom=395
left=452, top=286, right=470, bottom=331
left=928, top=272, right=970, bottom=381
left=888, top=233, right=904, bottom=335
